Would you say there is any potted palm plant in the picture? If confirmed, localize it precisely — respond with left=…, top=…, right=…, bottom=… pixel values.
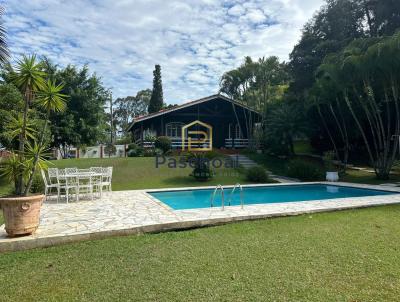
left=324, top=151, right=339, bottom=182
left=0, top=55, right=66, bottom=237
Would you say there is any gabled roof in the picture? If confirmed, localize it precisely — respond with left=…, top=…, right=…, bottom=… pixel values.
left=127, top=94, right=259, bottom=131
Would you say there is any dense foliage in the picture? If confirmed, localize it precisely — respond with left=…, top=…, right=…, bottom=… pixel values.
left=148, top=64, right=164, bottom=113
left=113, top=89, right=151, bottom=138
left=219, top=0, right=400, bottom=180
left=311, top=33, right=400, bottom=179
left=245, top=166, right=269, bottom=183
left=190, top=153, right=214, bottom=181
left=286, top=159, right=325, bottom=181
left=154, top=136, right=171, bottom=154
left=0, top=55, right=67, bottom=195
left=0, top=6, right=9, bottom=64
left=45, top=64, right=109, bottom=155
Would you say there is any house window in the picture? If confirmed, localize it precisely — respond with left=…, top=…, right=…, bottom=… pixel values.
left=166, top=122, right=183, bottom=138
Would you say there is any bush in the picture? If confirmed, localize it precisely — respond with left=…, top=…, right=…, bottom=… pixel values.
left=323, top=151, right=336, bottom=171
left=142, top=148, right=163, bottom=157
left=179, top=151, right=196, bottom=162
left=127, top=143, right=138, bottom=151
left=204, top=150, right=222, bottom=160
left=115, top=137, right=132, bottom=145
left=127, top=146, right=144, bottom=157
left=246, top=166, right=269, bottom=183
left=286, top=159, right=325, bottom=181
left=30, top=173, right=44, bottom=194
left=154, top=136, right=171, bottom=154
left=190, top=154, right=214, bottom=181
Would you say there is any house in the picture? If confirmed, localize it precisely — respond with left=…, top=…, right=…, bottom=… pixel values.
left=127, top=94, right=261, bottom=149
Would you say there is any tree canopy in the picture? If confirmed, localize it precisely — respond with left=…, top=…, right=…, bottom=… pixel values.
left=113, top=88, right=151, bottom=138
left=46, top=64, right=109, bottom=150
left=148, top=65, right=164, bottom=113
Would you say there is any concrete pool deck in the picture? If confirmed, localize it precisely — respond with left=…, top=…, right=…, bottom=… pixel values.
left=1, top=182, right=400, bottom=253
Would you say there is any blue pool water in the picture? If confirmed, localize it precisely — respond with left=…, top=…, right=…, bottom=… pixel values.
left=149, top=184, right=397, bottom=210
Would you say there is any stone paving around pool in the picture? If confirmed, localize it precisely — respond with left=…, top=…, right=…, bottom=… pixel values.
left=1, top=182, right=400, bottom=252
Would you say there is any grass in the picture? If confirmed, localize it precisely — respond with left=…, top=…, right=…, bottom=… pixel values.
left=49, top=157, right=251, bottom=191
left=0, top=205, right=399, bottom=301
left=247, top=152, right=400, bottom=185
left=293, top=140, right=318, bottom=154
left=0, top=156, right=253, bottom=197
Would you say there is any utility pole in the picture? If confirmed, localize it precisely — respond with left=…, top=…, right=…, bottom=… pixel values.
left=110, top=91, right=114, bottom=145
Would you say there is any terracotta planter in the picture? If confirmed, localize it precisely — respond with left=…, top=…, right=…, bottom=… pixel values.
left=0, top=194, right=44, bottom=237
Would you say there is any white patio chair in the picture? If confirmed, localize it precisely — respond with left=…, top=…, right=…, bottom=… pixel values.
left=59, top=174, right=79, bottom=203
left=57, top=168, right=66, bottom=185
left=41, top=169, right=59, bottom=202
left=48, top=168, right=58, bottom=181
left=77, top=173, right=94, bottom=201
left=90, top=167, right=104, bottom=198
left=48, top=168, right=62, bottom=202
left=65, top=167, right=78, bottom=175
left=101, top=167, right=113, bottom=193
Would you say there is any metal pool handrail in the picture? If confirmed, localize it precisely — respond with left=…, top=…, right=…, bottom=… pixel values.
left=229, top=183, right=244, bottom=209
left=210, top=185, right=225, bottom=210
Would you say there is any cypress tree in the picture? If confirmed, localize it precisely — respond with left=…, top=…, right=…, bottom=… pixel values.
left=148, top=64, right=164, bottom=113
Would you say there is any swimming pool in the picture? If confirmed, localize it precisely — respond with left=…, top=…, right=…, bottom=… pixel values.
left=148, top=184, right=398, bottom=210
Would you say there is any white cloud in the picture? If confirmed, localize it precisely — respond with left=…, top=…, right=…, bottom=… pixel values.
left=4, top=0, right=324, bottom=104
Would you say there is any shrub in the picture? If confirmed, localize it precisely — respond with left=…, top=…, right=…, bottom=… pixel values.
left=286, top=159, right=325, bottom=181
left=190, top=154, right=214, bottom=181
left=29, top=173, right=45, bottom=194
left=323, top=151, right=336, bottom=171
left=115, top=137, right=132, bottom=145
left=127, top=143, right=138, bottom=151
left=127, top=146, right=144, bottom=157
left=246, top=166, right=269, bottom=183
left=204, top=150, right=221, bottom=160
left=142, top=148, right=163, bottom=157
left=180, top=151, right=196, bottom=162
left=154, top=136, right=171, bottom=154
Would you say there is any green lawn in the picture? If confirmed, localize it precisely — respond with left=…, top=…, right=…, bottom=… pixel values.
left=294, top=140, right=319, bottom=154
left=50, top=157, right=251, bottom=191
left=247, top=152, right=400, bottom=185
left=0, top=157, right=253, bottom=197
left=0, top=205, right=399, bottom=301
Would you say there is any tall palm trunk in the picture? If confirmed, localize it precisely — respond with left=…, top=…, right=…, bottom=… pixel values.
left=24, top=109, right=50, bottom=195
left=16, top=87, right=32, bottom=195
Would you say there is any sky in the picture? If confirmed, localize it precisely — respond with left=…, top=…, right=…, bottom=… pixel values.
left=4, top=0, right=324, bottom=104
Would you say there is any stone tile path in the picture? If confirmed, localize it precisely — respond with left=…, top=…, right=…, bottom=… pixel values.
left=1, top=182, right=400, bottom=252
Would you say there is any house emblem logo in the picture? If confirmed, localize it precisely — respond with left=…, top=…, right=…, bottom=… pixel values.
left=181, top=120, right=212, bottom=151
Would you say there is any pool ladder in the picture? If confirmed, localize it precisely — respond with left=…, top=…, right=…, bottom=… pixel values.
left=210, top=185, right=225, bottom=210
left=229, top=183, right=244, bottom=209
left=210, top=184, right=244, bottom=210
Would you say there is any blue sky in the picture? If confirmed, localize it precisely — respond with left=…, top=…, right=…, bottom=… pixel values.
left=4, top=0, right=323, bottom=104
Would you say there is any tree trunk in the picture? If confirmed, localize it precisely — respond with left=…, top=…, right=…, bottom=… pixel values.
left=24, top=110, right=50, bottom=196
left=16, top=88, right=32, bottom=195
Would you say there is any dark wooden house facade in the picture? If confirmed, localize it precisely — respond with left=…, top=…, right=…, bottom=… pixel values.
left=127, top=94, right=261, bottom=149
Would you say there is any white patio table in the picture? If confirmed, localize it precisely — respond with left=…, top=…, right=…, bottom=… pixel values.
left=59, top=171, right=103, bottom=201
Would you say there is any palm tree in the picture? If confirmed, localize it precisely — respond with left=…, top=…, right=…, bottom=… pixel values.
left=10, top=54, right=45, bottom=194
left=265, top=102, right=307, bottom=155
left=0, top=6, right=9, bottom=64
left=24, top=80, right=67, bottom=194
